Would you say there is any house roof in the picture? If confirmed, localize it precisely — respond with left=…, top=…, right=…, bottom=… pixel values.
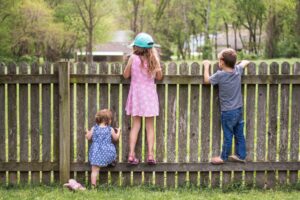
left=77, top=42, right=132, bottom=56
left=94, top=42, right=132, bottom=54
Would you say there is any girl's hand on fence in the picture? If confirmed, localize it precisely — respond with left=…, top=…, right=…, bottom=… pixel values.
left=85, top=129, right=92, bottom=140
left=112, top=128, right=121, bottom=142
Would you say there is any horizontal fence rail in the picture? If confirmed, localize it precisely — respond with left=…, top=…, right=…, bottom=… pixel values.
left=0, top=61, right=299, bottom=188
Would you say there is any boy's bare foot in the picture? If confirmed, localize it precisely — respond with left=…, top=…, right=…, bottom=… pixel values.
left=211, top=156, right=224, bottom=165
left=228, top=155, right=246, bottom=163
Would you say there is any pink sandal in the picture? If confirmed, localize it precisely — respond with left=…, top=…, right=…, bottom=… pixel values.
left=128, top=155, right=139, bottom=165
left=147, top=155, right=156, bottom=165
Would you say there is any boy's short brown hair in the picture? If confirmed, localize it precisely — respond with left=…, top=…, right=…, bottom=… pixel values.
left=218, top=48, right=237, bottom=68
left=95, top=109, right=113, bottom=125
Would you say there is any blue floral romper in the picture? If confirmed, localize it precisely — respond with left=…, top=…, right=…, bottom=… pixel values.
left=88, top=125, right=116, bottom=167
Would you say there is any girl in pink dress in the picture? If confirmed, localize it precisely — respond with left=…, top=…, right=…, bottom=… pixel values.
left=123, top=33, right=163, bottom=165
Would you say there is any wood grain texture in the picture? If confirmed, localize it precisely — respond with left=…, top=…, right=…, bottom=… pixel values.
left=290, top=62, right=300, bottom=184
left=256, top=62, right=268, bottom=188
left=0, top=63, right=6, bottom=184
left=166, top=62, right=177, bottom=187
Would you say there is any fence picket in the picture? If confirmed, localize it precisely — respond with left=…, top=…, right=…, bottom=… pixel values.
left=178, top=63, right=189, bottom=187
left=0, top=63, right=6, bottom=185
left=278, top=62, right=290, bottom=185
left=110, top=63, right=121, bottom=186
left=42, top=62, right=51, bottom=184
left=211, top=63, right=221, bottom=188
left=290, top=62, right=300, bottom=184
left=267, top=62, right=279, bottom=188
left=245, top=63, right=256, bottom=187
left=155, top=63, right=166, bottom=186
left=19, top=62, right=29, bottom=184
left=166, top=62, right=177, bottom=187
left=200, top=64, right=211, bottom=187
left=76, top=62, right=87, bottom=184
left=121, top=63, right=131, bottom=186
left=30, top=63, right=40, bottom=184
left=256, top=63, right=268, bottom=188
left=189, top=62, right=200, bottom=186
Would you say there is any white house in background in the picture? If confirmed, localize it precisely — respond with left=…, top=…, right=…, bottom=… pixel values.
left=188, top=27, right=259, bottom=56
left=76, top=30, right=133, bottom=62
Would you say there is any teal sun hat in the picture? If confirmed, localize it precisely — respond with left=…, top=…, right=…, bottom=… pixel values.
left=132, top=32, right=154, bottom=48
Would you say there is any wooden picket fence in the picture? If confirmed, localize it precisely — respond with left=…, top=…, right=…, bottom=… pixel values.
left=0, top=61, right=299, bottom=188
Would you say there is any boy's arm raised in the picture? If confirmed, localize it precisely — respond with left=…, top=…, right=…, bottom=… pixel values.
left=203, top=60, right=211, bottom=84
left=238, top=60, right=250, bottom=68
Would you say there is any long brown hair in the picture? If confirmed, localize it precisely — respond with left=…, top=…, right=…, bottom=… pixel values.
left=133, top=46, right=160, bottom=75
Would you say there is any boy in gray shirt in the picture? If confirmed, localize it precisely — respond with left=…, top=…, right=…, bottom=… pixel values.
left=203, top=48, right=250, bottom=164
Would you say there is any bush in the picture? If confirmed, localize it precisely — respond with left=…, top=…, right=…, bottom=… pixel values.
left=237, top=51, right=261, bottom=60
left=276, top=38, right=300, bottom=58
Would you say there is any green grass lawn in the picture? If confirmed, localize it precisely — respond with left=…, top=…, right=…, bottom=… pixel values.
left=0, top=185, right=299, bottom=200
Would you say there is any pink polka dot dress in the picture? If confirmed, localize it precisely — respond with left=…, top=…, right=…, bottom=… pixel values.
left=125, top=54, right=159, bottom=117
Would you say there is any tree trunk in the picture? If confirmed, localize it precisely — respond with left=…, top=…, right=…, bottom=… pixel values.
left=296, top=0, right=300, bottom=43
left=87, top=29, right=93, bottom=63
left=233, top=22, right=237, bottom=50
left=225, top=22, right=229, bottom=48
left=265, top=2, right=279, bottom=58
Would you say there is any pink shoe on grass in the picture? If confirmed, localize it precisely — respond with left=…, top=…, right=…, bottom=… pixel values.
left=63, top=179, right=86, bottom=191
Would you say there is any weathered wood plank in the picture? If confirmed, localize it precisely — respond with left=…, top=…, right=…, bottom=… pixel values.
left=30, top=63, right=40, bottom=184
left=278, top=62, right=290, bottom=185
left=200, top=64, right=211, bottom=187
left=75, top=62, right=86, bottom=183
left=189, top=62, right=200, bottom=186
left=70, top=63, right=75, bottom=180
left=245, top=63, right=256, bottom=187
left=0, top=63, right=6, bottom=185
left=121, top=63, right=131, bottom=186
left=7, top=63, right=18, bottom=184
left=290, top=62, right=300, bottom=184
left=42, top=62, right=51, bottom=184
left=99, top=63, right=109, bottom=109
left=166, top=62, right=177, bottom=187
left=256, top=62, right=268, bottom=188
left=178, top=63, right=189, bottom=187
left=59, top=62, right=70, bottom=184
left=53, top=64, right=60, bottom=182
left=155, top=63, right=166, bottom=187
left=2, top=74, right=300, bottom=84
left=19, top=63, right=29, bottom=184
left=0, top=161, right=299, bottom=172
left=211, top=63, right=221, bottom=188
left=110, top=63, right=121, bottom=186
left=267, top=62, right=279, bottom=188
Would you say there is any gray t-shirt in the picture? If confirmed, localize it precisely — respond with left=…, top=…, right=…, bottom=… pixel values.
left=209, top=65, right=243, bottom=111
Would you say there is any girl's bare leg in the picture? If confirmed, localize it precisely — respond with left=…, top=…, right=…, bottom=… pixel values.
left=145, top=117, right=155, bottom=158
left=129, top=116, right=142, bottom=157
left=91, top=165, right=100, bottom=186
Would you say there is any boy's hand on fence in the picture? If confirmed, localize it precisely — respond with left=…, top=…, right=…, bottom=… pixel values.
left=240, top=60, right=250, bottom=68
left=203, top=60, right=211, bottom=69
